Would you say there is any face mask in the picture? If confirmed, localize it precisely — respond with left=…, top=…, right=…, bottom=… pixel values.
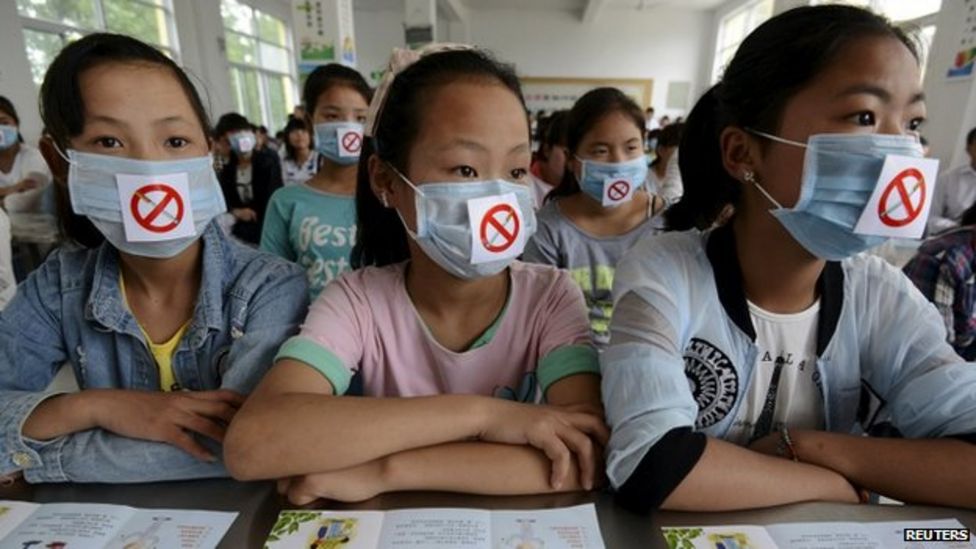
left=315, top=122, right=364, bottom=165
left=0, top=125, right=17, bottom=150
left=228, top=131, right=256, bottom=155
left=748, top=130, right=930, bottom=260
left=577, top=156, right=648, bottom=207
left=389, top=166, right=536, bottom=279
left=66, top=150, right=227, bottom=258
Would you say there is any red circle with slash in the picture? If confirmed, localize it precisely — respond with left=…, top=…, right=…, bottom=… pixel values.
left=607, top=180, right=630, bottom=202
left=480, top=204, right=521, bottom=253
left=877, top=168, right=926, bottom=228
left=341, top=131, right=362, bottom=153
left=130, top=184, right=184, bottom=233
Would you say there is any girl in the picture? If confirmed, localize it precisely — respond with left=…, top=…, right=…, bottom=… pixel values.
left=226, top=46, right=607, bottom=504
left=603, top=5, right=976, bottom=513
left=0, top=33, right=308, bottom=484
left=261, top=64, right=370, bottom=299
left=647, top=122, right=684, bottom=208
left=279, top=118, right=318, bottom=188
left=216, top=113, right=283, bottom=245
left=523, top=88, right=663, bottom=348
left=0, top=96, right=52, bottom=213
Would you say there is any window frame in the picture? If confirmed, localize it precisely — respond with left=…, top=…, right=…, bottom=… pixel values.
left=710, top=0, right=774, bottom=84
left=17, top=0, right=181, bottom=86
left=221, top=0, right=298, bottom=130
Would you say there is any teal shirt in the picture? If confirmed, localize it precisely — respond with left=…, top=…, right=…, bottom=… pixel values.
left=261, top=184, right=357, bottom=299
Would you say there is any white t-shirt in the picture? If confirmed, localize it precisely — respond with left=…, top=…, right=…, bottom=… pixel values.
left=0, top=144, right=52, bottom=213
left=725, top=299, right=825, bottom=445
left=928, top=163, right=976, bottom=235
left=281, top=150, right=319, bottom=187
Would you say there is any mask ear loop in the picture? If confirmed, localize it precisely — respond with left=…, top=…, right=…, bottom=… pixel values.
left=744, top=170, right=784, bottom=209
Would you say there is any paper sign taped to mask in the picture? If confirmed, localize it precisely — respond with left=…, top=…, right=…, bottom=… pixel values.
left=603, top=178, right=635, bottom=206
left=117, top=173, right=196, bottom=242
left=854, top=155, right=940, bottom=238
left=468, top=192, right=524, bottom=264
left=338, top=128, right=363, bottom=157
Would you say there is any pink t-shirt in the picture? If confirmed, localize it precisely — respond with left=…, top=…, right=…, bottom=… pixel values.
left=277, top=261, right=598, bottom=400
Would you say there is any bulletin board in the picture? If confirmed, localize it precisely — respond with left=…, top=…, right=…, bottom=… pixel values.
left=519, top=77, right=653, bottom=113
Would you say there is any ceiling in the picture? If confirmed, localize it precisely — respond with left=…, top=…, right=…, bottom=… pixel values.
left=355, top=0, right=727, bottom=13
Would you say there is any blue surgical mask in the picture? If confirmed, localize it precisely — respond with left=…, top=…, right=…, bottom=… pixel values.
left=389, top=166, right=536, bottom=279
left=228, top=131, right=256, bottom=155
left=66, top=150, right=227, bottom=258
left=315, top=122, right=364, bottom=165
left=577, top=156, right=648, bottom=206
left=0, top=125, right=17, bottom=150
left=748, top=130, right=928, bottom=260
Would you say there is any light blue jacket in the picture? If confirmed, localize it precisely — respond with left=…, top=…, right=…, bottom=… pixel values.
left=602, top=227, right=976, bottom=488
left=0, top=221, right=308, bottom=483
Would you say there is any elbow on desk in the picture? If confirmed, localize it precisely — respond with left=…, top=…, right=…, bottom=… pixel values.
left=222, top=414, right=273, bottom=481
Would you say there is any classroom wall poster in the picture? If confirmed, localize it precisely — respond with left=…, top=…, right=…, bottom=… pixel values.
left=948, top=0, right=976, bottom=80
left=293, top=0, right=356, bottom=75
left=520, top=77, right=653, bottom=113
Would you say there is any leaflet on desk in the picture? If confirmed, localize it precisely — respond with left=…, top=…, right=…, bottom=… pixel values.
left=662, top=518, right=973, bottom=549
left=264, top=503, right=605, bottom=549
left=0, top=499, right=236, bottom=549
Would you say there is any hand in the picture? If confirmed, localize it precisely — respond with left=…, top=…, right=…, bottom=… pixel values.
left=277, top=460, right=387, bottom=505
left=86, top=389, right=245, bottom=461
left=478, top=400, right=609, bottom=490
left=232, top=208, right=258, bottom=222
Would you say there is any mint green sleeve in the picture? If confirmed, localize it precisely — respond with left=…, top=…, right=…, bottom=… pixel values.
left=260, top=191, right=295, bottom=261
left=537, top=344, right=600, bottom=393
left=275, top=336, right=353, bottom=395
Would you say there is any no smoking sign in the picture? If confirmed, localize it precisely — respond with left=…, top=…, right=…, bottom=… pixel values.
left=854, top=154, right=940, bottom=239
left=467, top=192, right=526, bottom=264
left=602, top=178, right=635, bottom=206
left=116, top=173, right=197, bottom=242
left=338, top=128, right=363, bottom=157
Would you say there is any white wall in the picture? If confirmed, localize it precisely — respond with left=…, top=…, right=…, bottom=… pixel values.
left=921, top=0, right=976, bottom=168
left=0, top=0, right=44, bottom=145
left=354, top=4, right=708, bottom=116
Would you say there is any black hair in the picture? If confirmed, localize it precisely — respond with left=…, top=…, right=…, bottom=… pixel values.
left=540, top=110, right=569, bottom=154
left=215, top=112, right=252, bottom=138
left=546, top=87, right=645, bottom=202
left=257, top=125, right=268, bottom=134
left=39, top=32, right=211, bottom=249
left=0, top=96, right=24, bottom=144
left=650, top=122, right=684, bottom=168
left=665, top=5, right=919, bottom=230
left=282, top=117, right=311, bottom=161
left=967, top=127, right=976, bottom=146
left=350, top=48, right=526, bottom=269
left=302, top=63, right=373, bottom=119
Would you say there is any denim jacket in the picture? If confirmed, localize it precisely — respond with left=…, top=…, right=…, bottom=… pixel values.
left=0, top=221, right=308, bottom=483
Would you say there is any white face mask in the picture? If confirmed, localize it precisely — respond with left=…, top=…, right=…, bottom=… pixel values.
left=65, top=149, right=227, bottom=258
left=388, top=165, right=536, bottom=279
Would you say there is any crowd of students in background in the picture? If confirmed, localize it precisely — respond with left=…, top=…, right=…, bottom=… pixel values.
left=0, top=2, right=975, bottom=515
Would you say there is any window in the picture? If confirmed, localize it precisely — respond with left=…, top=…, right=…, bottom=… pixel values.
left=17, top=0, right=179, bottom=86
left=711, top=0, right=774, bottom=83
left=221, top=0, right=297, bottom=131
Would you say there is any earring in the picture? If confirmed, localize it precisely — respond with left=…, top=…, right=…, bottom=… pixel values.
left=380, top=192, right=390, bottom=208
left=743, top=170, right=757, bottom=184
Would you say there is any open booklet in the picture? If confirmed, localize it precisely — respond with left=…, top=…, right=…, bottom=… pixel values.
left=663, top=518, right=974, bottom=549
left=264, top=503, right=604, bottom=548
left=0, top=500, right=236, bottom=549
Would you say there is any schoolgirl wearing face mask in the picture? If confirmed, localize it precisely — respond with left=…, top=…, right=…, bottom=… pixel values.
left=523, top=88, right=666, bottom=349
left=261, top=64, right=371, bottom=300
left=0, top=33, right=308, bottom=485
left=603, top=5, right=976, bottom=514
left=225, top=45, right=607, bottom=505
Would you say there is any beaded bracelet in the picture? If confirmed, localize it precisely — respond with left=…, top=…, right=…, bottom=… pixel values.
left=777, top=426, right=799, bottom=462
